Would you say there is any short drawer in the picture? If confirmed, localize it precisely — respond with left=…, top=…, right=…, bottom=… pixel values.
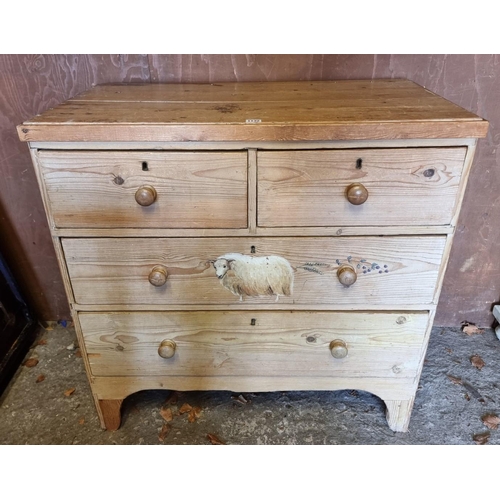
left=79, top=311, right=428, bottom=378
left=38, top=151, right=248, bottom=229
left=257, top=147, right=467, bottom=227
left=63, top=236, right=446, bottom=307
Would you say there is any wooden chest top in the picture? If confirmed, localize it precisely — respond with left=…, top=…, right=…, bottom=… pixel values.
left=17, top=80, right=488, bottom=143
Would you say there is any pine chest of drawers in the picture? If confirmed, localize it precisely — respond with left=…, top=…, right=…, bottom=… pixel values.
left=19, top=80, right=488, bottom=432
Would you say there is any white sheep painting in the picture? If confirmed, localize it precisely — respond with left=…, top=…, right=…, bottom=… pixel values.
left=211, top=253, right=294, bottom=301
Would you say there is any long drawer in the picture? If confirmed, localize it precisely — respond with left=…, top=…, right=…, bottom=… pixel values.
left=79, top=311, right=429, bottom=378
left=38, top=151, right=248, bottom=229
left=63, top=236, right=446, bottom=307
left=257, top=147, right=467, bottom=227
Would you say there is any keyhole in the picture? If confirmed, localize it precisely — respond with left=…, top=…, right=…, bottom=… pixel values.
left=251, top=246, right=256, bottom=254
left=251, top=319, right=256, bottom=326
left=356, top=158, right=363, bottom=169
left=142, top=162, right=149, bottom=171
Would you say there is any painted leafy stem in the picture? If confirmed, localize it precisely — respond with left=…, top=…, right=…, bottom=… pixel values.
left=296, top=257, right=389, bottom=275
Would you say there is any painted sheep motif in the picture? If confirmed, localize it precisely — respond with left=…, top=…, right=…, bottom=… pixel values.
left=212, top=253, right=294, bottom=301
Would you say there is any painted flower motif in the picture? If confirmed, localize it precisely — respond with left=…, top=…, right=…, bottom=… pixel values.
left=298, top=256, right=390, bottom=278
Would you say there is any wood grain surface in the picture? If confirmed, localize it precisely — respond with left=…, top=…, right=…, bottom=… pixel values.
left=258, top=147, right=467, bottom=227
left=68, top=79, right=453, bottom=101
left=2, top=54, right=498, bottom=324
left=78, top=310, right=428, bottom=378
left=38, top=150, right=248, bottom=229
left=91, top=374, right=417, bottom=402
left=62, top=236, right=446, bottom=307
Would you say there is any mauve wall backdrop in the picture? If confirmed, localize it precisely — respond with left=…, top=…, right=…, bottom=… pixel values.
left=0, top=55, right=498, bottom=325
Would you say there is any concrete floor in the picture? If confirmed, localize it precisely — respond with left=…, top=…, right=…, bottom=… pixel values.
left=1, top=323, right=499, bottom=445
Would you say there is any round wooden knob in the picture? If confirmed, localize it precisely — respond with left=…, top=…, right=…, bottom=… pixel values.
left=346, top=183, right=368, bottom=205
left=135, top=185, right=157, bottom=206
left=330, top=339, right=348, bottom=359
left=337, top=265, right=357, bottom=287
left=148, top=265, right=168, bottom=287
left=158, top=340, right=176, bottom=359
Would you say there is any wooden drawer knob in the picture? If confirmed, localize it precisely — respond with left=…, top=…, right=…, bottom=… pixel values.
left=330, top=339, right=348, bottom=359
left=148, top=265, right=168, bottom=287
left=158, top=340, right=176, bottom=359
left=346, top=183, right=368, bottom=205
left=135, top=185, right=157, bottom=206
left=337, top=264, right=357, bottom=287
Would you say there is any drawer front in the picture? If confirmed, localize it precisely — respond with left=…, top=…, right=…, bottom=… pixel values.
left=63, top=236, right=446, bottom=307
left=79, top=311, right=428, bottom=378
left=257, top=147, right=467, bottom=227
left=38, top=151, right=248, bottom=229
